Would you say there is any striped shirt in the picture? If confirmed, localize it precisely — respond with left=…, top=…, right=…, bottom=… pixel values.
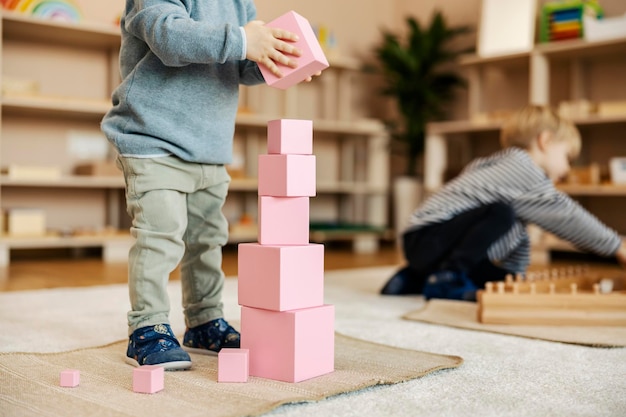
left=406, top=147, right=621, bottom=272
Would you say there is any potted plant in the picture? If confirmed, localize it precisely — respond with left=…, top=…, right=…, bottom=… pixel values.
left=372, top=11, right=470, bottom=234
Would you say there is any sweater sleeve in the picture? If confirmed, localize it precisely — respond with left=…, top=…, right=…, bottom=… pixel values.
left=513, top=181, right=621, bottom=257
left=124, top=0, right=245, bottom=67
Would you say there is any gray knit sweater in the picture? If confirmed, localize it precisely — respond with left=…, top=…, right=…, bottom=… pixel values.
left=406, top=147, right=621, bottom=272
left=101, top=0, right=265, bottom=164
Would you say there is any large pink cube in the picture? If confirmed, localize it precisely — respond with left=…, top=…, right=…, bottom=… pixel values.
left=238, top=243, right=324, bottom=311
left=218, top=349, right=249, bottom=383
left=260, top=11, right=329, bottom=89
left=241, top=304, right=334, bottom=382
left=268, top=119, right=313, bottom=155
left=132, top=365, right=164, bottom=394
left=59, top=369, right=80, bottom=387
left=258, top=196, right=309, bottom=245
left=258, top=154, right=316, bottom=197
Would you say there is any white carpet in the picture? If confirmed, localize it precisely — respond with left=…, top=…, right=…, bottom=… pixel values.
left=1, top=266, right=625, bottom=416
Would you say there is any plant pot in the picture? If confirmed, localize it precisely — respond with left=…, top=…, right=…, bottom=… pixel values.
left=392, top=176, right=423, bottom=245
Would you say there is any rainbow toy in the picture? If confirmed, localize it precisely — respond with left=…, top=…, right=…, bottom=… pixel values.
left=3, top=0, right=82, bottom=23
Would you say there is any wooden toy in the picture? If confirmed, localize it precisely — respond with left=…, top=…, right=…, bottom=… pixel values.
left=477, top=267, right=626, bottom=326
left=258, top=196, right=309, bottom=245
left=4, top=208, right=46, bottom=236
left=258, top=154, right=316, bottom=197
left=267, top=119, right=313, bottom=155
left=218, top=349, right=250, bottom=383
left=59, top=369, right=80, bottom=387
left=539, top=1, right=603, bottom=43
left=260, top=11, right=329, bottom=90
left=238, top=243, right=324, bottom=311
left=241, top=304, right=334, bottom=383
left=132, top=365, right=164, bottom=394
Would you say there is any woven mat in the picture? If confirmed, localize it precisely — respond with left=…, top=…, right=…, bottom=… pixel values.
left=0, top=333, right=461, bottom=417
left=403, top=299, right=626, bottom=348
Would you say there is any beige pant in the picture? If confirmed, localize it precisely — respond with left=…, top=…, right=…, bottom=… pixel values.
left=117, top=155, right=230, bottom=334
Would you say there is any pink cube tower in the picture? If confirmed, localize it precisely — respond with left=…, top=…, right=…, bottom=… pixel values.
left=260, top=11, right=329, bottom=89
left=237, top=118, right=334, bottom=383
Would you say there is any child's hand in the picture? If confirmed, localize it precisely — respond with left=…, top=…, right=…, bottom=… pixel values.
left=616, top=240, right=626, bottom=269
left=244, top=20, right=301, bottom=78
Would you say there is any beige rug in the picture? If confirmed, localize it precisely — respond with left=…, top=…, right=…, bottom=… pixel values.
left=0, top=333, right=461, bottom=417
left=403, top=299, right=626, bottom=348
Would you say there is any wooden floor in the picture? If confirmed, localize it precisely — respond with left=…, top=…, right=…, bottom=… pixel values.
left=0, top=242, right=404, bottom=292
left=1, top=242, right=622, bottom=293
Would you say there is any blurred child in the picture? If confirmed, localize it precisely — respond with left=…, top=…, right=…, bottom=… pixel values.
left=381, top=105, right=626, bottom=300
left=101, top=0, right=319, bottom=370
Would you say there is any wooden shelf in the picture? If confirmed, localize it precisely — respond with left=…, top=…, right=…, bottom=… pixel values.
left=557, top=184, right=626, bottom=196
left=0, top=232, right=132, bottom=249
left=2, top=11, right=121, bottom=49
left=236, top=113, right=386, bottom=136
left=459, top=36, right=626, bottom=68
left=428, top=113, right=626, bottom=135
left=229, top=178, right=387, bottom=195
left=2, top=94, right=111, bottom=119
left=1, top=175, right=124, bottom=188
left=0, top=11, right=391, bottom=260
left=427, top=120, right=502, bottom=135
left=535, top=36, right=626, bottom=60
left=459, top=51, right=530, bottom=68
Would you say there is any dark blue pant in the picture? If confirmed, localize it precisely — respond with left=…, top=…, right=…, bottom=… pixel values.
left=402, top=202, right=516, bottom=290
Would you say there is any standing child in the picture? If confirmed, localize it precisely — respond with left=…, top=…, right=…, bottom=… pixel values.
left=381, top=105, right=626, bottom=300
left=102, top=0, right=314, bottom=370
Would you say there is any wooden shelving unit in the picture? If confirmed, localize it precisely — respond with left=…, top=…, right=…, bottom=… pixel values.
left=0, top=11, right=390, bottom=265
left=425, top=34, right=626, bottom=261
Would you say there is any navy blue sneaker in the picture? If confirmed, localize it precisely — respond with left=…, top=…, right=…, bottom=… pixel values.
left=422, top=270, right=477, bottom=301
left=126, top=324, right=192, bottom=371
left=182, top=318, right=240, bottom=355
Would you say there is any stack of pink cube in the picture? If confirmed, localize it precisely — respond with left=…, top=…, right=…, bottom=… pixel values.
left=237, top=119, right=335, bottom=383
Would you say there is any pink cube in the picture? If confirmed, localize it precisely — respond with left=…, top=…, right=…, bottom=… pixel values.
left=258, top=154, right=316, bottom=197
left=238, top=243, right=324, bottom=311
left=218, top=348, right=249, bottom=383
left=267, top=119, right=313, bottom=155
left=241, top=304, right=334, bottom=382
left=59, top=369, right=80, bottom=387
left=260, top=11, right=329, bottom=89
left=258, top=196, right=309, bottom=245
left=132, top=365, right=164, bottom=394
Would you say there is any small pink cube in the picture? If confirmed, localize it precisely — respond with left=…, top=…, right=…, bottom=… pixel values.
left=59, top=369, right=80, bottom=387
left=267, top=119, right=313, bottom=155
left=218, top=348, right=249, bottom=383
left=258, top=154, right=316, bottom=197
left=132, top=365, right=164, bottom=394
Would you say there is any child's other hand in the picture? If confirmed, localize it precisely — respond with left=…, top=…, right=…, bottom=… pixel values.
left=303, top=70, right=323, bottom=82
left=244, top=20, right=301, bottom=77
left=616, top=240, right=626, bottom=269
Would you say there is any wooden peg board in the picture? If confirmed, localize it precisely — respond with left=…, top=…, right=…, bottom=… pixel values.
left=477, top=266, right=626, bottom=326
